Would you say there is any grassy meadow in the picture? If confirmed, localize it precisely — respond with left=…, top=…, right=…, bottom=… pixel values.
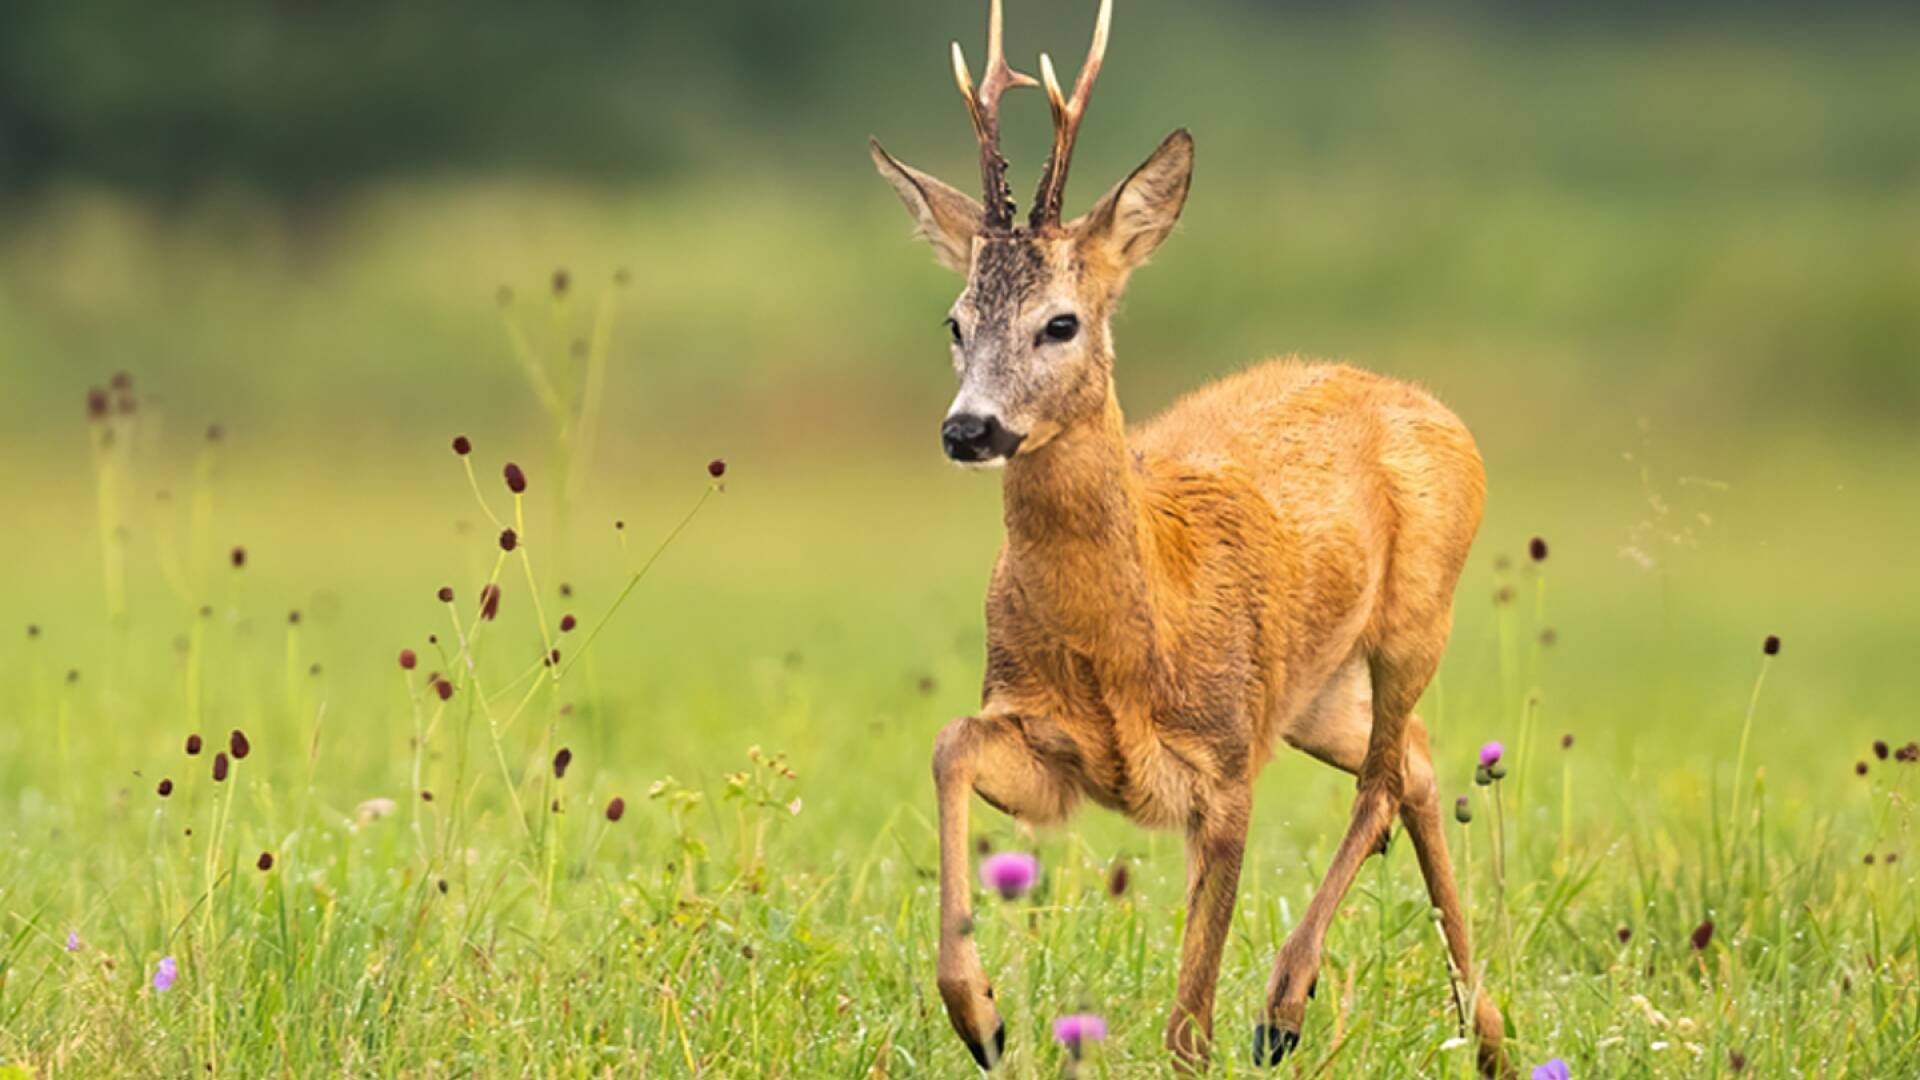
left=4, top=7, right=1920, bottom=1078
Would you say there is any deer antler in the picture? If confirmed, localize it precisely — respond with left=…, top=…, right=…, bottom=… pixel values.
left=1030, top=0, right=1112, bottom=231
left=951, top=0, right=1038, bottom=232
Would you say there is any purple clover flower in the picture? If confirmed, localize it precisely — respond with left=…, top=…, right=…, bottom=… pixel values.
left=1052, top=1013, right=1109, bottom=1057
left=979, top=851, right=1038, bottom=900
left=153, top=957, right=178, bottom=992
left=1532, top=1059, right=1570, bottom=1080
left=65, top=930, right=81, bottom=952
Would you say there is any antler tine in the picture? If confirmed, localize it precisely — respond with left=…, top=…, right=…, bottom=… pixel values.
left=1030, top=0, right=1112, bottom=230
left=951, top=0, right=1037, bottom=231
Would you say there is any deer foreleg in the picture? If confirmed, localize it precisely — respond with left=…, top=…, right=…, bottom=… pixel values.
left=932, top=713, right=1076, bottom=1070
left=1166, top=786, right=1251, bottom=1073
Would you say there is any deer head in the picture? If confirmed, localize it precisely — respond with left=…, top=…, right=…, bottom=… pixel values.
left=871, top=0, right=1193, bottom=466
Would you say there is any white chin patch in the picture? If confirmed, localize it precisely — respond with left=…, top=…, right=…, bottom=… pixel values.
left=952, top=456, right=1009, bottom=471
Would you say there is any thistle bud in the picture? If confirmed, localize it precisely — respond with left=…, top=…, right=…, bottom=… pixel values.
left=1474, top=764, right=1492, bottom=787
left=1488, top=761, right=1508, bottom=781
left=1454, top=796, right=1472, bottom=823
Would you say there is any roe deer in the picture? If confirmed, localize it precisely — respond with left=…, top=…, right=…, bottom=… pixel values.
left=869, top=1, right=1508, bottom=1073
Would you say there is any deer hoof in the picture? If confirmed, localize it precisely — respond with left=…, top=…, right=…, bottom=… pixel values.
left=962, top=1021, right=1006, bottom=1070
left=1252, top=1023, right=1297, bottom=1066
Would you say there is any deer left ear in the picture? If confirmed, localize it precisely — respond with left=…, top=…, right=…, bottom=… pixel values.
left=1074, top=129, right=1193, bottom=275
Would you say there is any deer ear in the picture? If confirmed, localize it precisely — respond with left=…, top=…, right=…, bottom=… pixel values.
left=1074, top=129, right=1193, bottom=276
left=870, top=139, right=982, bottom=274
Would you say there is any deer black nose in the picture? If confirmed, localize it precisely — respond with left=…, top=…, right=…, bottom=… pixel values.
left=942, top=413, right=1023, bottom=462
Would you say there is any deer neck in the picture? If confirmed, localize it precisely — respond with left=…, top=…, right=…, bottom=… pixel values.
left=1000, top=390, right=1158, bottom=661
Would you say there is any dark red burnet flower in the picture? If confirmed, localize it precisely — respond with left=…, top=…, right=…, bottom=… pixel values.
left=399, top=649, right=417, bottom=670
left=86, top=387, right=110, bottom=421
left=605, top=797, right=625, bottom=822
left=230, top=546, right=247, bottom=569
left=185, top=734, right=203, bottom=756
left=1874, top=740, right=1890, bottom=760
left=1106, top=861, right=1130, bottom=898
left=452, top=435, right=472, bottom=456
left=479, top=584, right=501, bottom=621
left=1616, top=926, right=1632, bottom=944
left=212, top=752, right=230, bottom=783
left=559, top=614, right=576, bottom=633
left=229, top=729, right=251, bottom=760
left=437, top=586, right=455, bottom=603
left=553, top=747, right=573, bottom=779
left=708, top=458, right=727, bottom=479
left=499, top=529, right=517, bottom=552
left=1763, top=634, right=1781, bottom=657
left=552, top=268, right=571, bottom=296
left=503, top=463, right=527, bottom=494
left=1856, top=761, right=1869, bottom=776
left=1690, top=918, right=1715, bottom=951
left=434, top=678, right=454, bottom=701
left=543, top=648, right=560, bottom=667
left=1528, top=536, right=1548, bottom=562
left=257, top=852, right=274, bottom=872
left=287, top=610, right=301, bottom=626
left=157, top=778, right=174, bottom=797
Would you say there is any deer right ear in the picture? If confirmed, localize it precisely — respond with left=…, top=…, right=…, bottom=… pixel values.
left=870, top=139, right=982, bottom=274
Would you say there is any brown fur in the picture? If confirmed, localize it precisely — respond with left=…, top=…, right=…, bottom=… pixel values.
left=875, top=43, right=1508, bottom=1079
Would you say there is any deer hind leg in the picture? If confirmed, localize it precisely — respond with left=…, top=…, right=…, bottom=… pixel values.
left=1165, top=785, right=1252, bottom=1073
left=932, top=713, right=1077, bottom=1070
left=1400, top=716, right=1510, bottom=1076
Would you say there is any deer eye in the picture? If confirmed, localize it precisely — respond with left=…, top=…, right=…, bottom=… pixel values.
left=944, top=317, right=964, bottom=346
left=1041, top=314, right=1079, bottom=344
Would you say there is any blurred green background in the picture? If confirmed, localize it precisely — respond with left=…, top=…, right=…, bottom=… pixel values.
left=5, top=0, right=1918, bottom=796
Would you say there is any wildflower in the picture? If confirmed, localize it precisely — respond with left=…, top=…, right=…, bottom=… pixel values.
left=1479, top=741, right=1504, bottom=768
left=708, top=458, right=728, bottom=479
left=153, top=957, right=178, bottom=992
left=1561, top=733, right=1574, bottom=750
left=420, top=790, right=434, bottom=802
left=1762, top=635, right=1780, bottom=656
left=1052, top=1013, right=1108, bottom=1059
left=357, top=798, right=399, bottom=823
left=1616, top=926, right=1632, bottom=944
left=503, top=463, right=527, bottom=494
left=1531, top=1059, right=1569, bottom=1080
left=1529, top=537, right=1549, bottom=562
left=499, top=528, right=517, bottom=552
left=1107, top=861, right=1130, bottom=898
left=256, top=852, right=274, bottom=872
left=1900, top=742, right=1920, bottom=763
left=229, top=729, right=251, bottom=760
left=185, top=734, right=203, bottom=756
left=452, top=435, right=472, bottom=456
left=1855, top=761, right=1869, bottom=776
left=26, top=624, right=39, bottom=639
left=559, top=582, right=573, bottom=598
left=552, top=268, right=571, bottom=296
left=479, top=584, right=501, bottom=621
left=1454, top=796, right=1472, bottom=824
left=1690, top=918, right=1714, bottom=951
left=399, top=649, right=417, bottom=670
left=437, top=586, right=455, bottom=603
left=437, top=879, right=449, bottom=894
left=554, top=747, right=573, bottom=779
left=605, top=797, right=626, bottom=822
left=212, top=752, right=230, bottom=782
left=434, top=678, right=454, bottom=701
left=1539, top=627, right=1558, bottom=646
left=66, top=930, right=81, bottom=952
left=980, top=851, right=1038, bottom=900
left=559, top=614, right=577, bottom=633
left=1873, top=740, right=1889, bottom=760
left=1729, top=1050, right=1747, bottom=1073
left=230, top=546, right=246, bottom=569
left=287, top=610, right=301, bottom=625
left=157, top=778, right=173, bottom=797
